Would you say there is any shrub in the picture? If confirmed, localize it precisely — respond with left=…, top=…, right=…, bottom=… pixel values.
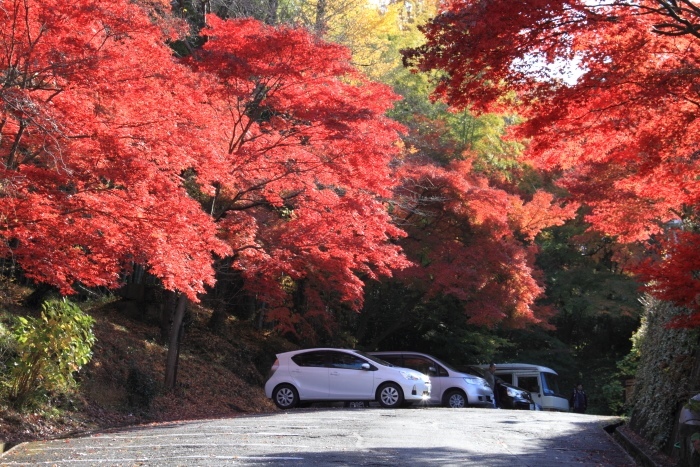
left=8, top=299, right=96, bottom=407
left=126, top=367, right=157, bottom=410
left=0, top=321, right=17, bottom=378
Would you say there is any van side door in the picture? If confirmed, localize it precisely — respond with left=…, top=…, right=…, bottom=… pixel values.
left=515, top=374, right=542, bottom=407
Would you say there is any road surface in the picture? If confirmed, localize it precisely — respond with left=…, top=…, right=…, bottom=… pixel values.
left=1, top=406, right=637, bottom=466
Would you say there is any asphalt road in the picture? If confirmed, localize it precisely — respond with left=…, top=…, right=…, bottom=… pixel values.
left=1, top=406, right=637, bottom=466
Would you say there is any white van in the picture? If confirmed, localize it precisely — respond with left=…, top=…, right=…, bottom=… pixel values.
left=480, top=363, right=570, bottom=411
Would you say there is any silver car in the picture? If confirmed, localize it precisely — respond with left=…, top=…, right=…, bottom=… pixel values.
left=264, top=348, right=431, bottom=409
left=370, top=351, right=494, bottom=408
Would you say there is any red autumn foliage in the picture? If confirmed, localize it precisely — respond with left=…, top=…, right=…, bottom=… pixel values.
left=184, top=17, right=410, bottom=337
left=393, top=158, right=575, bottom=328
left=0, top=2, right=409, bottom=339
left=0, top=0, right=229, bottom=300
left=634, top=230, right=700, bottom=327
left=404, top=0, right=700, bottom=323
left=0, top=0, right=578, bottom=342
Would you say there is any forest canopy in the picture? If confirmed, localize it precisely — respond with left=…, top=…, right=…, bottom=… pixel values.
left=404, top=0, right=700, bottom=325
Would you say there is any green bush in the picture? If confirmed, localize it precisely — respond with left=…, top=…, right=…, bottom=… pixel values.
left=0, top=321, right=17, bottom=379
left=126, top=367, right=157, bottom=410
left=8, top=299, right=96, bottom=408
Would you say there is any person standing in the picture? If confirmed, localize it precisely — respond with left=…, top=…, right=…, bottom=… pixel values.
left=485, top=363, right=499, bottom=408
left=570, top=383, right=588, bottom=413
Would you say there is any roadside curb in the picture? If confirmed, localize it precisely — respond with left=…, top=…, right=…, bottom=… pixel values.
left=1, top=441, right=23, bottom=456
left=611, top=423, right=673, bottom=467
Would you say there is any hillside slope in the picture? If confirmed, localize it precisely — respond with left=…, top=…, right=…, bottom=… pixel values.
left=0, top=295, right=293, bottom=446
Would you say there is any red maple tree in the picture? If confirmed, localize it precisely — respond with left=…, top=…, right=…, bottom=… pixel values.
left=393, top=157, right=576, bottom=328
left=0, top=1, right=412, bottom=350
left=182, top=17, right=410, bottom=339
left=0, top=0, right=229, bottom=300
left=404, top=0, right=700, bottom=322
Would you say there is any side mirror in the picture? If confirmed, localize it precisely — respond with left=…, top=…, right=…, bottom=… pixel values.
left=361, top=363, right=371, bottom=370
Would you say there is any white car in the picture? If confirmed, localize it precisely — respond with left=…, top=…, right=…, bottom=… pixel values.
left=264, top=348, right=432, bottom=409
left=370, top=351, right=494, bottom=408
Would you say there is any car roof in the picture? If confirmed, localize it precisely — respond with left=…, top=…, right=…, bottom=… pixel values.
left=277, top=348, right=360, bottom=356
left=370, top=351, right=435, bottom=357
left=478, top=363, right=558, bottom=374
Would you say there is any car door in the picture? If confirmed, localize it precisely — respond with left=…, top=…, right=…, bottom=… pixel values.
left=328, top=351, right=375, bottom=399
left=514, top=374, right=542, bottom=408
left=290, top=350, right=330, bottom=399
left=402, top=354, right=445, bottom=405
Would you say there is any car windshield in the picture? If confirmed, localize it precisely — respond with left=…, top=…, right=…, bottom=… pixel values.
left=542, top=372, right=562, bottom=396
left=353, top=350, right=395, bottom=367
left=464, top=366, right=487, bottom=378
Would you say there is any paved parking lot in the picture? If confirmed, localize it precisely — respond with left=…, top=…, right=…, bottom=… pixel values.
left=1, top=407, right=637, bottom=466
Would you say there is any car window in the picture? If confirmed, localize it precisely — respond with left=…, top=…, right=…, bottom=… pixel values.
left=330, top=352, right=368, bottom=370
left=402, top=356, right=437, bottom=376
left=434, top=364, right=449, bottom=377
left=428, top=357, right=458, bottom=373
left=291, top=351, right=328, bottom=367
left=542, top=372, right=561, bottom=396
left=372, top=354, right=401, bottom=366
left=517, top=375, right=540, bottom=393
left=498, top=373, right=513, bottom=385
left=355, top=351, right=395, bottom=367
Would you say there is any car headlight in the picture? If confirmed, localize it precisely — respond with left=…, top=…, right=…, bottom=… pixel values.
left=506, top=387, right=518, bottom=398
left=463, top=376, right=481, bottom=385
left=400, top=370, right=422, bottom=381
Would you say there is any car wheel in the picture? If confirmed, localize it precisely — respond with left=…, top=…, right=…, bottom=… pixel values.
left=344, top=401, right=369, bottom=408
left=444, top=389, right=467, bottom=408
left=272, top=384, right=299, bottom=409
left=377, top=383, right=404, bottom=408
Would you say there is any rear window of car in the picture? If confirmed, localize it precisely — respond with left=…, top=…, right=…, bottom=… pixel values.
left=291, top=351, right=327, bottom=367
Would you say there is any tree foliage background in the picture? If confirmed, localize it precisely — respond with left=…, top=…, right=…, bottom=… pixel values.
left=3, top=0, right=691, bottom=453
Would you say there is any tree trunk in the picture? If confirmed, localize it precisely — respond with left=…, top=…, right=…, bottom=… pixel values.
left=265, top=0, right=278, bottom=25
left=160, top=289, right=177, bottom=344
left=255, top=300, right=266, bottom=330
left=164, top=293, right=188, bottom=390
left=314, top=0, right=327, bottom=36
left=207, top=257, right=236, bottom=331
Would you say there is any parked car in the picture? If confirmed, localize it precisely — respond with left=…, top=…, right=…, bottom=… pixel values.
left=460, top=365, right=537, bottom=410
left=368, top=351, right=494, bottom=408
left=264, top=348, right=432, bottom=409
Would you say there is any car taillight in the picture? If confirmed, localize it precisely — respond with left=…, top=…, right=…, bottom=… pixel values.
left=266, top=358, right=279, bottom=381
